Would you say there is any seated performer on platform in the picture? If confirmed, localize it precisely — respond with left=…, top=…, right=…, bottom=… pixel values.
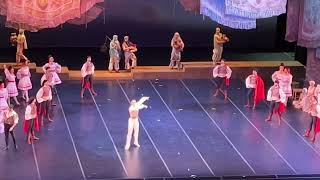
left=212, top=59, right=232, bottom=100
left=169, top=32, right=184, bottom=69
left=271, top=63, right=285, bottom=82
left=3, top=65, right=20, bottom=105
left=81, top=56, right=97, bottom=98
left=42, top=55, right=62, bottom=90
left=125, top=97, right=149, bottom=150
left=265, top=80, right=286, bottom=125
left=16, top=29, right=29, bottom=64
left=245, top=69, right=265, bottom=109
left=36, top=80, right=53, bottom=125
left=0, top=81, right=9, bottom=112
left=3, top=105, right=19, bottom=150
left=122, top=36, right=137, bottom=71
left=212, top=27, right=229, bottom=65
left=17, top=59, right=32, bottom=102
left=23, top=98, right=40, bottom=144
left=109, top=35, right=121, bottom=73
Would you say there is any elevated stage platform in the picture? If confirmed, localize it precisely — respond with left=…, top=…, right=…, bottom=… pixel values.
left=0, top=60, right=305, bottom=81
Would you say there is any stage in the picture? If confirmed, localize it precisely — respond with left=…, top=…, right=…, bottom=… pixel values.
left=0, top=72, right=320, bottom=179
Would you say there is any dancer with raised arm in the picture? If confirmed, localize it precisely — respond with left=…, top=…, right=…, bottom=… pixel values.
left=17, top=59, right=32, bottom=102
left=36, top=80, right=53, bottom=125
left=245, top=69, right=265, bottom=109
left=122, top=36, right=138, bottom=71
left=169, top=32, right=184, bottom=69
left=212, top=59, right=232, bottom=100
left=3, top=65, right=20, bottom=105
left=265, top=80, right=286, bottom=125
left=212, top=27, right=229, bottom=65
left=125, top=97, right=149, bottom=150
left=81, top=56, right=97, bottom=98
left=42, top=55, right=62, bottom=91
left=109, top=35, right=121, bottom=72
left=3, top=105, right=19, bottom=150
left=23, top=98, right=40, bottom=144
left=16, top=29, right=28, bottom=64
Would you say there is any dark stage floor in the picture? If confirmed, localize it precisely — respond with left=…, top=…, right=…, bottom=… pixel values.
left=0, top=77, right=320, bottom=180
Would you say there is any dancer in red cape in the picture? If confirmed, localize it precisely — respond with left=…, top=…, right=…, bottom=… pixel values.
left=245, top=69, right=265, bottom=109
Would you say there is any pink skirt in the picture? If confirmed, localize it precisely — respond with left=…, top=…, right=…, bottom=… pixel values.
left=6, top=81, right=18, bottom=97
left=18, top=77, right=32, bottom=91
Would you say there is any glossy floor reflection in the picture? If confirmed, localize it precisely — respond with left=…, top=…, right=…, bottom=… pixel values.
left=0, top=79, right=319, bottom=180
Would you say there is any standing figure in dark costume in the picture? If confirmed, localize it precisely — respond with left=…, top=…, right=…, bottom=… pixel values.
left=81, top=56, right=97, bottom=98
left=245, top=69, right=265, bottom=109
left=36, top=80, right=53, bottom=125
left=3, top=105, right=18, bottom=150
left=212, top=59, right=232, bottom=100
left=23, top=98, right=40, bottom=144
left=265, top=80, right=286, bottom=125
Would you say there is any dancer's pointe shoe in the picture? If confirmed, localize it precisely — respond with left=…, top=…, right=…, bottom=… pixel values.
left=48, top=118, right=54, bottom=122
left=252, top=105, right=256, bottom=110
left=304, top=131, right=310, bottom=137
left=16, top=102, right=20, bottom=106
left=311, top=137, right=315, bottom=143
left=92, top=92, right=97, bottom=96
left=3, top=146, right=8, bottom=150
left=134, top=143, right=140, bottom=148
left=125, top=144, right=130, bottom=150
left=14, top=144, right=18, bottom=150
left=27, top=140, right=32, bottom=144
left=244, top=104, right=251, bottom=108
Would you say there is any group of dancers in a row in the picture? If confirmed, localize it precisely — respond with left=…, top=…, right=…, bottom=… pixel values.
left=212, top=60, right=320, bottom=142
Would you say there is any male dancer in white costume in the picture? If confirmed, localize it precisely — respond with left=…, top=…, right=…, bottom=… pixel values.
left=125, top=97, right=149, bottom=150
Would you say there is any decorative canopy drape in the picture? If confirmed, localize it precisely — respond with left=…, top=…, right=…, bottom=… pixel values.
left=179, top=0, right=287, bottom=29
left=0, top=0, right=103, bottom=31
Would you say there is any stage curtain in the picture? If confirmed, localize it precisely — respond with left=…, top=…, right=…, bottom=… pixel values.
left=179, top=0, right=200, bottom=12
left=286, top=0, right=320, bottom=83
left=0, top=0, right=103, bottom=31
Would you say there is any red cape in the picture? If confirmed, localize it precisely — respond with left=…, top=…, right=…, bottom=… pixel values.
left=315, top=117, right=320, bottom=135
left=274, top=102, right=286, bottom=114
left=254, top=76, right=265, bottom=104
left=225, top=77, right=230, bottom=86
left=23, top=116, right=40, bottom=134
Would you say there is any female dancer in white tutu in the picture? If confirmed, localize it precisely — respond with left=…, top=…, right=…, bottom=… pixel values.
left=42, top=55, right=62, bottom=89
left=3, top=65, right=20, bottom=105
left=17, top=59, right=32, bottom=102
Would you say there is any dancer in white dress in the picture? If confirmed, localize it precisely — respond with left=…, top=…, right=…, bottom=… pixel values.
left=125, top=97, right=149, bottom=150
left=17, top=59, right=32, bottom=102
left=3, top=65, right=20, bottom=105
left=42, top=55, right=62, bottom=87
left=0, top=82, right=9, bottom=111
